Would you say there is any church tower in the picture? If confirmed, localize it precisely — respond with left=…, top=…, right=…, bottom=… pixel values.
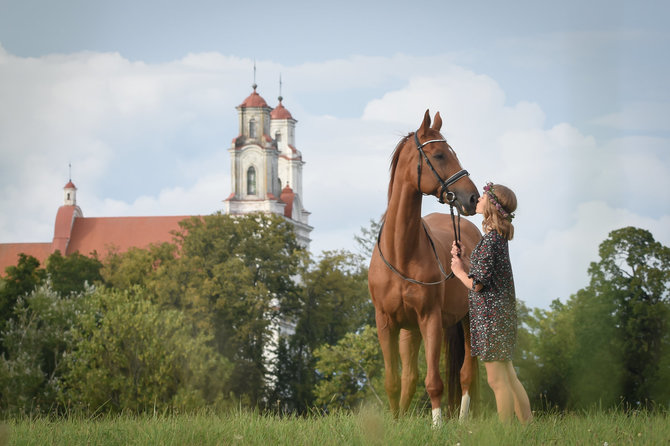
left=223, top=83, right=312, bottom=247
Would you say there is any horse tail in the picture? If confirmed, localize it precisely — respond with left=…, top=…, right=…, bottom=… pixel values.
left=444, top=320, right=465, bottom=416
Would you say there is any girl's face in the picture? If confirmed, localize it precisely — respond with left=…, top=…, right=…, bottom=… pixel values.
left=476, top=193, right=487, bottom=214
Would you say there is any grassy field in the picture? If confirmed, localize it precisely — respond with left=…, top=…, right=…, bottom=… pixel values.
left=3, top=408, right=668, bottom=445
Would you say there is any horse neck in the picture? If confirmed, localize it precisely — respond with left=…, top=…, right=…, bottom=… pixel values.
left=381, top=182, right=425, bottom=263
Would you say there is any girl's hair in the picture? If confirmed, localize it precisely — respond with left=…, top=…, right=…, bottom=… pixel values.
left=482, top=184, right=517, bottom=240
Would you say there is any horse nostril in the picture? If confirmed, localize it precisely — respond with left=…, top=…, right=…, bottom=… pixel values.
left=470, top=195, right=477, bottom=204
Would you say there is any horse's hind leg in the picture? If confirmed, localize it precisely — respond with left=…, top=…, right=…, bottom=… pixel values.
left=459, top=315, right=477, bottom=421
left=376, top=310, right=401, bottom=417
left=399, top=328, right=421, bottom=414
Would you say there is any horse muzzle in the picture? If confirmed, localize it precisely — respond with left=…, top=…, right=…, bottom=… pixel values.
left=443, top=190, right=479, bottom=216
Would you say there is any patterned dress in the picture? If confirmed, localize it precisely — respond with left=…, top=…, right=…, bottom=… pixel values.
left=467, top=230, right=517, bottom=361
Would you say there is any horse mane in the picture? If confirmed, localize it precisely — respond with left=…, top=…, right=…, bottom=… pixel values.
left=387, top=133, right=412, bottom=204
left=381, top=133, right=412, bottom=223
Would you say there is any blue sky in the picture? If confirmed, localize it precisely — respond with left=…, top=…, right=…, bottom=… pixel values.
left=1, top=0, right=668, bottom=309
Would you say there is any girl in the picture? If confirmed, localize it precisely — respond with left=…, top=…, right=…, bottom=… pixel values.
left=450, top=182, right=532, bottom=424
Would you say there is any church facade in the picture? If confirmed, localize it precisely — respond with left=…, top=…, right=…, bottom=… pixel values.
left=0, top=84, right=312, bottom=274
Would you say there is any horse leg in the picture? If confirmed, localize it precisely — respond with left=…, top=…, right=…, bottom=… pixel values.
left=376, top=311, right=401, bottom=417
left=399, top=328, right=421, bottom=414
left=419, top=314, right=444, bottom=428
left=459, top=315, right=477, bottom=422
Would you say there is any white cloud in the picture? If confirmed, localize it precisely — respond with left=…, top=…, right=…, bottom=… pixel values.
left=592, top=102, right=670, bottom=132
left=513, top=201, right=670, bottom=308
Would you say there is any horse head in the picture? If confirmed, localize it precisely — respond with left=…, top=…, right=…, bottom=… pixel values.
left=414, top=110, right=479, bottom=215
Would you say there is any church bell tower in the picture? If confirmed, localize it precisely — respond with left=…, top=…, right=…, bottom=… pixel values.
left=223, top=82, right=312, bottom=247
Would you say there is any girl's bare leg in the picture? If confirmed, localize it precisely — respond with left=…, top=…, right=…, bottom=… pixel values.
left=505, top=361, right=532, bottom=424
left=484, top=361, right=514, bottom=422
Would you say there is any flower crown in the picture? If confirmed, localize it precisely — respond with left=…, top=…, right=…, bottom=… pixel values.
left=483, top=182, right=515, bottom=221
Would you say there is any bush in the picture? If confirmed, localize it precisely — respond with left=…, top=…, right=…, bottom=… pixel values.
left=63, top=286, right=232, bottom=413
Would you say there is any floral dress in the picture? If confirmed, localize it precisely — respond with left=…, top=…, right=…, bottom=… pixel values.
left=467, top=230, right=517, bottom=361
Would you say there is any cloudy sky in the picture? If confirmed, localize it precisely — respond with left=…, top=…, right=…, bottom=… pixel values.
left=1, top=0, right=668, bottom=309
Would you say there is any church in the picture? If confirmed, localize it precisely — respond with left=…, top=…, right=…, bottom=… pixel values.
left=0, top=84, right=312, bottom=274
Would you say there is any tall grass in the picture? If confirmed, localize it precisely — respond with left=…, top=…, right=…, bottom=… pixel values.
left=4, top=407, right=668, bottom=445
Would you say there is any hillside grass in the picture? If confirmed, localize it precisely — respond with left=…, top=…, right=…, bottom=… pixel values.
left=3, top=407, right=668, bottom=445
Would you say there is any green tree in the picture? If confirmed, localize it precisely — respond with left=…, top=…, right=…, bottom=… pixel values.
left=0, top=281, right=87, bottom=415
left=522, top=227, right=670, bottom=411
left=149, top=212, right=305, bottom=406
left=46, top=251, right=103, bottom=295
left=354, top=218, right=382, bottom=259
left=274, top=250, right=373, bottom=413
left=64, top=286, right=231, bottom=413
left=313, top=325, right=384, bottom=410
left=586, top=227, right=670, bottom=407
left=520, top=299, right=577, bottom=410
left=0, top=254, right=46, bottom=333
left=101, top=243, right=177, bottom=291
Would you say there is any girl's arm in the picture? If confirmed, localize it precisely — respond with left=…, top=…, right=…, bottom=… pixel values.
left=451, top=242, right=483, bottom=292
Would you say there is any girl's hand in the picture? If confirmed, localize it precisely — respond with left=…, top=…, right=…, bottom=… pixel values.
left=451, top=241, right=461, bottom=258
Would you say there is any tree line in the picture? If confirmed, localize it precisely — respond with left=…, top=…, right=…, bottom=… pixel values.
left=0, top=214, right=667, bottom=416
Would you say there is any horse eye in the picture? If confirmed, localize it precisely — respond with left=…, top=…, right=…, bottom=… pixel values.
left=433, top=153, right=445, bottom=160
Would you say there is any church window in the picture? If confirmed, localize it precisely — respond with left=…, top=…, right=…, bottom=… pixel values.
left=275, top=131, right=281, bottom=143
left=247, top=166, right=257, bottom=195
left=249, top=118, right=257, bottom=138
left=66, top=193, right=70, bottom=200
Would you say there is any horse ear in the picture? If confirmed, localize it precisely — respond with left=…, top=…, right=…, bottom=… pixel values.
left=418, top=109, right=431, bottom=137
left=431, top=112, right=442, bottom=132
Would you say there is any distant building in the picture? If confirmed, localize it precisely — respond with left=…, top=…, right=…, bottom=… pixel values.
left=0, top=85, right=312, bottom=274
left=223, top=84, right=312, bottom=246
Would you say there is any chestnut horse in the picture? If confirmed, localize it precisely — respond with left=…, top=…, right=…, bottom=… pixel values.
left=368, top=110, right=481, bottom=427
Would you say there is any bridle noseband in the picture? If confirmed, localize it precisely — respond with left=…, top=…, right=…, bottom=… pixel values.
left=414, top=132, right=469, bottom=204
left=376, top=131, right=471, bottom=286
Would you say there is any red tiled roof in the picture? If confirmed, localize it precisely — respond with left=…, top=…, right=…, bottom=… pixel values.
left=271, top=101, right=294, bottom=120
left=53, top=205, right=81, bottom=253
left=64, top=181, right=76, bottom=189
left=66, top=215, right=191, bottom=257
left=0, top=243, right=53, bottom=275
left=0, top=215, right=193, bottom=276
left=239, top=88, right=268, bottom=108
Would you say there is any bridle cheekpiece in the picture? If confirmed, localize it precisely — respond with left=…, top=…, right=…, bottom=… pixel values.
left=414, top=132, right=469, bottom=205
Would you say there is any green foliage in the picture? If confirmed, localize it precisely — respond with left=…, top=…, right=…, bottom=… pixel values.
left=114, top=212, right=306, bottom=406
left=0, top=281, right=87, bottom=415
left=46, top=251, right=103, bottom=295
left=313, top=325, right=383, bottom=410
left=0, top=254, right=46, bottom=330
left=64, top=286, right=232, bottom=413
left=273, top=250, right=373, bottom=413
left=101, top=243, right=176, bottom=291
left=354, top=218, right=382, bottom=259
left=520, top=227, right=670, bottom=411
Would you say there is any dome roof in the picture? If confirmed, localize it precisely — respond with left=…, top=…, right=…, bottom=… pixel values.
left=271, top=98, right=294, bottom=120
left=64, top=180, right=76, bottom=189
left=279, top=185, right=295, bottom=219
left=239, top=85, right=269, bottom=108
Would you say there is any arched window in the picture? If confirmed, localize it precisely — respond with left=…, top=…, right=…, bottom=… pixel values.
left=247, top=166, right=257, bottom=195
left=249, top=118, right=257, bottom=138
left=275, top=131, right=282, bottom=143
